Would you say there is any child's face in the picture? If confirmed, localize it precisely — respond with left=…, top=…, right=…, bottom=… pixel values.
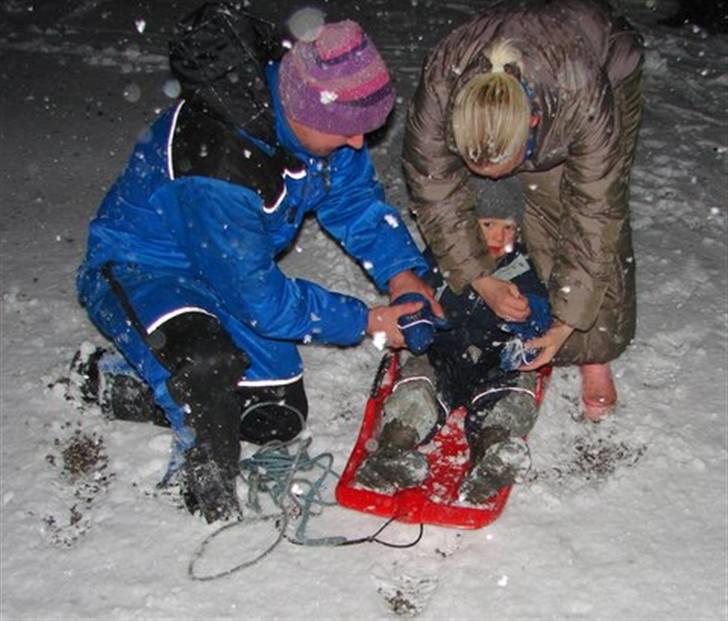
left=478, top=218, right=517, bottom=257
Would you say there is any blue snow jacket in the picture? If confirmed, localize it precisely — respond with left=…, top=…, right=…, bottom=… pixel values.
left=78, top=63, right=428, bottom=390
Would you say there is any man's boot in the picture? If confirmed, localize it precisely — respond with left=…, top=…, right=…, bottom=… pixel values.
left=68, top=345, right=168, bottom=425
left=181, top=442, right=241, bottom=523
left=152, top=313, right=249, bottom=523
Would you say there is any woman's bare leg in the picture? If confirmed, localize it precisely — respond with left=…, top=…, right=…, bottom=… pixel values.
left=580, top=363, right=617, bottom=422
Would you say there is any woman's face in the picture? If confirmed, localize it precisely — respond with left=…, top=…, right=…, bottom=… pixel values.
left=479, top=217, right=517, bottom=257
left=464, top=143, right=527, bottom=179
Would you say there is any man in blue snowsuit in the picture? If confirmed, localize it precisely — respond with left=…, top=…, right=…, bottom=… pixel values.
left=76, top=5, right=438, bottom=522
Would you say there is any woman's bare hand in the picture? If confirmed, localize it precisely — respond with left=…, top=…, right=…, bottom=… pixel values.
left=471, top=275, right=530, bottom=321
left=520, top=320, right=575, bottom=370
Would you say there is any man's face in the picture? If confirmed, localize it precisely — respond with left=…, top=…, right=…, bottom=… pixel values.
left=478, top=217, right=517, bottom=257
left=287, top=116, right=365, bottom=156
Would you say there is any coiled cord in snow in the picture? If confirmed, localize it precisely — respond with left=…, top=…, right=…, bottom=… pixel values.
left=188, top=402, right=423, bottom=581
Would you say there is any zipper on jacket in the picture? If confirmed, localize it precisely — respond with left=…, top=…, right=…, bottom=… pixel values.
left=310, top=157, right=332, bottom=192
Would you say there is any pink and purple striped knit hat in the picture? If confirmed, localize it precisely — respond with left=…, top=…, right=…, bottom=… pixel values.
left=278, top=20, right=395, bottom=136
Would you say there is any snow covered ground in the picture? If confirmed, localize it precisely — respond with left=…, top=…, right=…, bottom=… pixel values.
left=1, top=0, right=726, bottom=619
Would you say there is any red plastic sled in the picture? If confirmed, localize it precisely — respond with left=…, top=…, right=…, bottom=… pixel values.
left=336, top=354, right=550, bottom=529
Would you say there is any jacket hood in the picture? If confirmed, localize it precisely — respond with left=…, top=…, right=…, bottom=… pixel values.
left=169, top=2, right=287, bottom=143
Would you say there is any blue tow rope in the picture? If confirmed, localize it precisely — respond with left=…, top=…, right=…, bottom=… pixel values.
left=239, top=434, right=347, bottom=547
left=187, top=403, right=424, bottom=581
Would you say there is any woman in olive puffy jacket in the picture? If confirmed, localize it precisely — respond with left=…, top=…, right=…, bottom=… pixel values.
left=402, top=0, right=644, bottom=421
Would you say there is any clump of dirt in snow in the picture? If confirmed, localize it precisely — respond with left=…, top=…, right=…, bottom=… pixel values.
left=371, top=563, right=439, bottom=617
left=567, top=434, right=646, bottom=480
left=530, top=431, right=646, bottom=486
left=383, top=589, right=420, bottom=616
left=59, top=429, right=107, bottom=480
left=40, top=427, right=115, bottom=548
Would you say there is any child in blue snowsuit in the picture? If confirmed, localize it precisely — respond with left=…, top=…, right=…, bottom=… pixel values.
left=357, top=177, right=552, bottom=502
left=76, top=7, right=437, bottom=522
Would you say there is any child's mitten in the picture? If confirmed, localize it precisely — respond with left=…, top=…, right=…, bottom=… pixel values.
left=499, top=294, right=552, bottom=370
left=393, top=293, right=451, bottom=354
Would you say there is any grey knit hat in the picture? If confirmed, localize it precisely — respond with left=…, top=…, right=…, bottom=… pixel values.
left=473, top=175, right=525, bottom=227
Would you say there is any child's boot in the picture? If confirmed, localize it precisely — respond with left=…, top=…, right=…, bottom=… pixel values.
left=355, top=362, right=444, bottom=492
left=459, top=372, right=538, bottom=503
left=469, top=371, right=539, bottom=438
left=459, top=430, right=531, bottom=503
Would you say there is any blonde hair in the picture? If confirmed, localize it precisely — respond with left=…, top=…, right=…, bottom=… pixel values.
left=452, top=40, right=530, bottom=166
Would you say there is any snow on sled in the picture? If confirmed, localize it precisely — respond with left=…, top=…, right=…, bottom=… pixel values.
left=336, top=353, right=550, bottom=529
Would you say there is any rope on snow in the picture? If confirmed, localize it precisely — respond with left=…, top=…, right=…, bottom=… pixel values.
left=188, top=402, right=423, bottom=581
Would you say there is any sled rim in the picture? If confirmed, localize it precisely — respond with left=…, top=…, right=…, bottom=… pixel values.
left=336, top=354, right=545, bottom=529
